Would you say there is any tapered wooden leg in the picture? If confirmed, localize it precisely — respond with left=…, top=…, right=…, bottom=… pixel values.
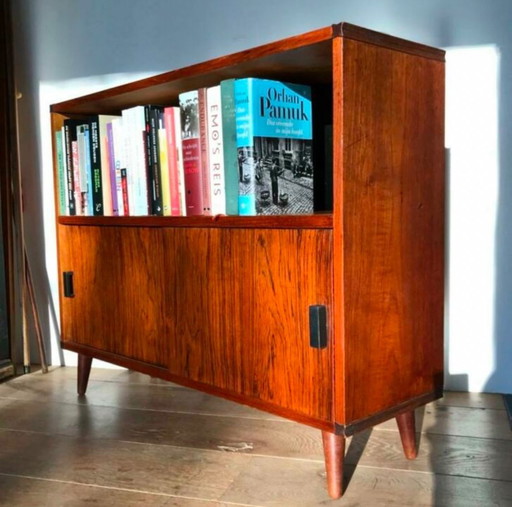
left=77, top=354, right=93, bottom=396
left=321, top=431, right=345, bottom=499
left=396, top=410, right=417, bottom=459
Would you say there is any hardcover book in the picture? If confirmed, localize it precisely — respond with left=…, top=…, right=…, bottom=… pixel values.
left=163, top=106, right=185, bottom=216
left=198, top=88, right=211, bottom=215
left=63, top=119, right=84, bottom=216
left=179, top=90, right=204, bottom=215
left=220, top=79, right=239, bottom=215
left=76, top=124, right=93, bottom=215
left=206, top=85, right=226, bottom=215
left=55, top=130, right=67, bottom=215
left=89, top=117, right=103, bottom=215
left=235, top=78, right=313, bottom=215
left=98, top=115, right=119, bottom=215
left=106, top=121, right=120, bottom=216
left=144, top=105, right=164, bottom=216
left=122, top=106, right=149, bottom=216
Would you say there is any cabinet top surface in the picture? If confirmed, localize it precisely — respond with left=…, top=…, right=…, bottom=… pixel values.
left=50, top=22, right=444, bottom=116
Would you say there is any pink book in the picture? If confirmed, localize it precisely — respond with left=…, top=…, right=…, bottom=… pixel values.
left=164, top=107, right=181, bottom=216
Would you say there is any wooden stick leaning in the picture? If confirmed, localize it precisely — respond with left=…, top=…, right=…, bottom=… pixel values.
left=24, top=249, right=48, bottom=373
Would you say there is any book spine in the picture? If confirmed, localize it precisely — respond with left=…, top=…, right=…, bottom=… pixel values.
left=101, top=133, right=112, bottom=215
left=235, top=78, right=256, bottom=215
left=206, top=85, right=226, bottom=215
left=112, top=118, right=126, bottom=216
left=179, top=90, right=203, bottom=215
left=55, top=130, right=67, bottom=215
left=144, top=106, right=163, bottom=216
left=63, top=121, right=76, bottom=215
left=220, top=79, right=238, bottom=215
left=198, top=88, right=211, bottom=215
left=77, top=124, right=92, bottom=215
left=173, top=107, right=187, bottom=215
left=158, top=125, right=171, bottom=216
left=163, top=107, right=180, bottom=216
left=89, top=117, right=103, bottom=215
left=99, top=116, right=115, bottom=216
left=71, top=139, right=82, bottom=215
left=106, top=122, right=119, bottom=216
left=143, top=110, right=153, bottom=213
left=123, top=107, right=149, bottom=216
left=135, top=108, right=150, bottom=215
left=121, top=168, right=129, bottom=215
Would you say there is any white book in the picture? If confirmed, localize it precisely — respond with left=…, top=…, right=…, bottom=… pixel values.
left=122, top=106, right=149, bottom=215
left=206, top=86, right=226, bottom=215
left=111, top=118, right=126, bottom=216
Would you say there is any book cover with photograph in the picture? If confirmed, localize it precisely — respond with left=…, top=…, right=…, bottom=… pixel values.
left=179, top=90, right=204, bottom=215
left=235, top=78, right=313, bottom=215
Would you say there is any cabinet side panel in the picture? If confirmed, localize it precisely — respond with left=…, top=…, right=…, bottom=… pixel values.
left=59, top=226, right=170, bottom=367
left=341, top=39, right=445, bottom=423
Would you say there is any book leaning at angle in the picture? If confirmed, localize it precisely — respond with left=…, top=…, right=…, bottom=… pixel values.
left=235, top=78, right=313, bottom=215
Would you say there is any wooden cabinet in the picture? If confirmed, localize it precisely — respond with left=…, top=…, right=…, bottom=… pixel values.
left=50, top=23, right=445, bottom=499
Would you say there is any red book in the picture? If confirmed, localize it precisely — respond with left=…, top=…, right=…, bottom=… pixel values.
left=179, top=90, right=203, bottom=216
left=164, top=107, right=181, bottom=216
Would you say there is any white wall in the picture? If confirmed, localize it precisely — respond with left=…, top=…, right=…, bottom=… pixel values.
left=11, top=0, right=512, bottom=392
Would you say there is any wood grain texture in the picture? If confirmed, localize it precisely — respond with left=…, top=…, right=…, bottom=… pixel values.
left=321, top=431, right=345, bottom=498
left=58, top=213, right=333, bottom=229
left=239, top=229, right=333, bottom=421
left=1, top=370, right=511, bottom=505
left=59, top=226, right=333, bottom=424
left=50, top=27, right=335, bottom=116
left=0, top=428, right=249, bottom=501
left=377, top=403, right=512, bottom=441
left=61, top=341, right=334, bottom=430
left=396, top=410, right=418, bottom=459
left=165, top=228, right=333, bottom=422
left=77, top=354, right=92, bottom=395
left=338, top=22, right=445, bottom=61
left=59, top=226, right=170, bottom=367
left=0, top=475, right=221, bottom=507
left=222, top=459, right=512, bottom=507
left=339, top=37, right=445, bottom=424
left=49, top=24, right=446, bottom=499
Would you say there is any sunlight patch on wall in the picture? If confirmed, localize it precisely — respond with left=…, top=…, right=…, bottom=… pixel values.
left=39, top=73, right=155, bottom=367
left=445, top=45, right=500, bottom=392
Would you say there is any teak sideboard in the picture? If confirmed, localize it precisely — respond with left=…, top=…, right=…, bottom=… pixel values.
left=50, top=23, right=445, bottom=499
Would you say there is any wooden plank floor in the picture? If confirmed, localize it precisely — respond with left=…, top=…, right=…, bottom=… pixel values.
left=0, top=368, right=511, bottom=506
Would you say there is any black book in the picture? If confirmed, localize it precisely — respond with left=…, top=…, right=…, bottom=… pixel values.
left=144, top=105, right=164, bottom=216
left=88, top=116, right=104, bottom=215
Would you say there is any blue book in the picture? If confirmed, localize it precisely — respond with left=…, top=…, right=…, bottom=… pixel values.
left=235, top=78, right=313, bottom=215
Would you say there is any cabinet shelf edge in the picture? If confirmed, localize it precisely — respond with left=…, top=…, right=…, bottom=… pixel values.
left=57, top=214, right=334, bottom=229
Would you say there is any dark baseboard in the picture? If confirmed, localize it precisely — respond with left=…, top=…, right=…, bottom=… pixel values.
left=504, top=394, right=512, bottom=430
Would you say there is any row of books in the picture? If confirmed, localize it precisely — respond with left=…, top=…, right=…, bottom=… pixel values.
left=55, top=78, right=314, bottom=217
